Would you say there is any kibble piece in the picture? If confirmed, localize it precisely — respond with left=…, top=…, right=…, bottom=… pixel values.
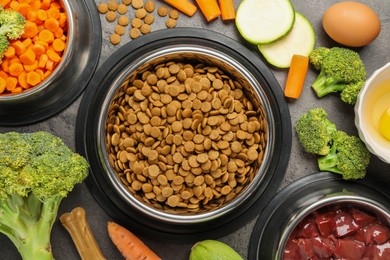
left=131, top=0, right=144, bottom=9
left=157, top=6, right=168, bottom=17
left=109, top=33, right=121, bottom=45
left=165, top=18, right=177, bottom=28
left=108, top=0, right=118, bottom=11
left=131, top=18, right=143, bottom=28
left=117, top=3, right=128, bottom=14
left=135, top=8, right=147, bottom=19
left=122, top=0, right=132, bottom=5
left=144, top=0, right=155, bottom=12
left=169, top=8, right=179, bottom=19
left=97, top=3, right=109, bottom=14
left=118, top=16, right=129, bottom=26
left=129, top=28, right=140, bottom=39
left=115, top=25, right=126, bottom=35
left=105, top=11, right=117, bottom=22
left=140, top=23, right=151, bottom=34
left=144, top=13, right=154, bottom=25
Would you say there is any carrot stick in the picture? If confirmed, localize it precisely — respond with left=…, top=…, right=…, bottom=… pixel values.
left=107, top=221, right=161, bottom=260
left=284, top=54, right=309, bottom=99
left=164, top=0, right=197, bottom=17
left=218, top=0, right=235, bottom=20
left=195, top=0, right=221, bottom=22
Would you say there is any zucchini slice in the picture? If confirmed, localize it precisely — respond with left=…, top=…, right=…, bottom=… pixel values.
left=258, top=12, right=316, bottom=68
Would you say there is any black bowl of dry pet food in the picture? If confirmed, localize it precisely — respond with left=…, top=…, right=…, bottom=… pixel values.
left=76, top=28, right=291, bottom=241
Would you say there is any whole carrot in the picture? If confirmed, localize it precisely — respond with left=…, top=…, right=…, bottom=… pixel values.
left=164, top=0, right=197, bottom=17
left=284, top=54, right=309, bottom=99
left=195, top=0, right=221, bottom=22
left=107, top=221, right=161, bottom=260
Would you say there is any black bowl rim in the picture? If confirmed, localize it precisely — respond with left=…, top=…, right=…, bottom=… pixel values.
left=75, top=28, right=292, bottom=242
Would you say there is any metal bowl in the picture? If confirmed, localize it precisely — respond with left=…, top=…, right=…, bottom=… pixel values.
left=76, top=28, right=291, bottom=241
left=0, top=0, right=101, bottom=126
left=249, top=172, right=390, bottom=259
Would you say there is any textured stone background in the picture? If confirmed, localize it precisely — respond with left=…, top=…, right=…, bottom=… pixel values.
left=1, top=0, right=389, bottom=259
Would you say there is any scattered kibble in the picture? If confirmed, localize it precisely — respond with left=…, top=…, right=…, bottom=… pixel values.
left=115, top=25, right=126, bottom=35
left=130, top=28, right=140, bottom=39
left=157, top=6, right=168, bottom=17
left=106, top=11, right=117, bottom=22
left=108, top=0, right=118, bottom=11
left=117, top=3, right=128, bottom=14
left=131, top=0, right=144, bottom=9
left=144, top=0, right=155, bottom=12
left=98, top=2, right=109, bottom=13
left=118, top=16, right=130, bottom=26
left=169, top=8, right=179, bottom=19
left=144, top=13, right=154, bottom=25
left=110, top=33, right=121, bottom=45
left=135, top=8, right=147, bottom=19
left=131, top=18, right=143, bottom=28
left=165, top=17, right=177, bottom=28
left=140, top=23, right=151, bottom=34
left=122, top=0, right=132, bottom=5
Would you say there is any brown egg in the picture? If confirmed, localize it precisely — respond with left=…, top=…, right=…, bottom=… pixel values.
left=322, top=1, right=381, bottom=47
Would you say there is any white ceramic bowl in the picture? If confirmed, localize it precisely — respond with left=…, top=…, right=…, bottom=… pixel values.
left=355, top=62, right=390, bottom=164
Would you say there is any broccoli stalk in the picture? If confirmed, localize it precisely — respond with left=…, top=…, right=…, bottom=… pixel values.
left=0, top=5, right=26, bottom=63
left=318, top=131, right=371, bottom=180
left=0, top=132, right=89, bottom=260
left=309, top=47, right=367, bottom=105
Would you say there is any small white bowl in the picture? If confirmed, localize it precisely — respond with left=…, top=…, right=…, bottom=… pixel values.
left=355, top=62, right=390, bottom=164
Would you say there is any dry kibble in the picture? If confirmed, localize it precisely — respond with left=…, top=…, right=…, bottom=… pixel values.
left=106, top=59, right=267, bottom=213
left=140, top=23, right=151, bottom=34
left=144, top=13, right=154, bottom=25
left=109, top=33, right=121, bottom=45
left=157, top=6, right=168, bottom=17
left=118, top=16, right=129, bottom=26
left=144, top=0, right=155, bottom=12
left=169, top=8, right=179, bottom=19
left=135, top=8, right=147, bottom=19
left=130, top=28, right=140, bottom=39
left=108, top=0, right=118, bottom=11
left=115, top=25, right=126, bottom=35
left=117, top=3, right=128, bottom=14
left=98, top=3, right=109, bottom=13
left=122, top=0, right=132, bottom=5
left=105, top=11, right=117, bottom=22
left=131, top=0, right=143, bottom=9
left=131, top=18, right=143, bottom=28
left=165, top=18, right=177, bottom=28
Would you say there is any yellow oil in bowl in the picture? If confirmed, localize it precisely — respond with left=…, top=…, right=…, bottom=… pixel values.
left=362, top=78, right=390, bottom=147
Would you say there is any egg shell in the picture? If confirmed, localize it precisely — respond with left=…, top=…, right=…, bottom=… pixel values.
left=322, top=1, right=381, bottom=47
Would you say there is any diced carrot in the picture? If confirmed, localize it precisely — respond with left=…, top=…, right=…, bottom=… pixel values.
left=35, top=68, right=44, bottom=80
left=4, top=46, right=16, bottom=59
left=54, top=27, right=63, bottom=38
left=0, top=71, right=8, bottom=79
left=36, top=9, right=48, bottom=21
left=30, top=0, right=41, bottom=10
left=18, top=71, right=30, bottom=89
left=26, top=70, right=41, bottom=86
left=11, top=40, right=26, bottom=56
left=47, top=7, right=59, bottom=19
left=195, top=0, right=221, bottom=21
left=38, top=29, right=54, bottom=43
left=11, top=87, right=23, bottom=94
left=9, top=57, right=21, bottom=65
left=52, top=38, right=65, bottom=52
left=43, top=70, right=51, bottom=79
left=20, top=48, right=36, bottom=65
left=46, top=48, right=61, bottom=63
left=45, top=59, right=54, bottom=71
left=32, top=42, right=46, bottom=55
left=38, top=53, right=48, bottom=68
left=44, top=18, right=59, bottom=32
left=1, top=60, right=10, bottom=73
left=16, top=2, right=30, bottom=16
left=0, top=0, right=11, bottom=8
left=164, top=0, right=197, bottom=17
left=49, top=1, right=60, bottom=9
left=6, top=77, right=18, bottom=91
left=0, top=77, right=6, bottom=93
left=22, top=38, right=33, bottom=49
left=58, top=12, right=67, bottom=28
left=23, top=20, right=39, bottom=38
left=27, top=10, right=38, bottom=22
left=9, top=1, right=19, bottom=11
left=218, top=0, right=236, bottom=20
left=41, top=0, right=51, bottom=9
left=24, top=60, right=39, bottom=71
left=9, top=62, right=24, bottom=76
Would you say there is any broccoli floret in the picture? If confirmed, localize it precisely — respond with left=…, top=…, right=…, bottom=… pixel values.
left=295, top=108, right=337, bottom=155
left=0, top=5, right=26, bottom=63
left=309, top=47, right=330, bottom=70
left=309, top=47, right=366, bottom=105
left=0, top=132, right=89, bottom=260
left=318, top=130, right=370, bottom=180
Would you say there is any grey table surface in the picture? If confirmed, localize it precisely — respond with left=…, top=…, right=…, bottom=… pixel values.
left=1, top=0, right=390, bottom=259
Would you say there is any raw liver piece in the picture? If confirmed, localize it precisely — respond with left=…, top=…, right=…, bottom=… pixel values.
left=315, top=211, right=336, bottom=237
left=334, top=239, right=366, bottom=259
left=334, top=209, right=360, bottom=237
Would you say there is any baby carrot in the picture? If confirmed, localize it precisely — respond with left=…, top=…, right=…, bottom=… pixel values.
left=195, top=0, right=221, bottom=22
left=284, top=54, right=309, bottom=99
left=164, top=0, right=197, bottom=17
left=107, top=221, right=161, bottom=260
left=218, top=0, right=235, bottom=20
